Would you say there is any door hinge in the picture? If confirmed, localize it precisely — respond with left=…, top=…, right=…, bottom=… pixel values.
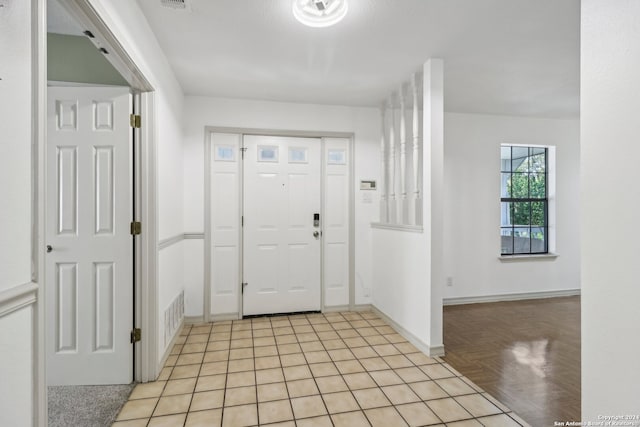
left=130, top=221, right=142, bottom=235
left=130, top=328, right=141, bottom=343
left=130, top=114, right=141, bottom=128
left=242, top=282, right=248, bottom=294
left=241, top=216, right=244, bottom=227
left=240, top=147, right=247, bottom=159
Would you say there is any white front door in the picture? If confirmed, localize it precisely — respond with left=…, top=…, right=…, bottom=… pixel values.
left=46, top=86, right=133, bottom=385
left=242, top=135, right=321, bottom=316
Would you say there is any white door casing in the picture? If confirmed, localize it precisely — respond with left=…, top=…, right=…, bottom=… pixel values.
left=46, top=86, right=133, bottom=385
left=242, top=135, right=321, bottom=316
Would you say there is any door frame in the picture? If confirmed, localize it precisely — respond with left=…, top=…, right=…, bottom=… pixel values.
left=33, top=1, right=158, bottom=423
left=204, top=127, right=355, bottom=322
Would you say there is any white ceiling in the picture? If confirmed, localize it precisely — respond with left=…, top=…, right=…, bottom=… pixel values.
left=135, top=0, right=580, bottom=118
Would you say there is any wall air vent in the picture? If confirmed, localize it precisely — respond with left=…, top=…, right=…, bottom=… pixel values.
left=160, top=0, right=190, bottom=10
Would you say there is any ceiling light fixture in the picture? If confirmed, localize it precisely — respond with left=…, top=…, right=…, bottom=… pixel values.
left=292, top=0, right=348, bottom=28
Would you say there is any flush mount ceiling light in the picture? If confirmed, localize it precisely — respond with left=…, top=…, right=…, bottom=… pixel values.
left=292, top=0, right=348, bottom=28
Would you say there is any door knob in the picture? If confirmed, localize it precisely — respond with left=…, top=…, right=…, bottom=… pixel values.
left=46, top=245, right=53, bottom=253
left=313, top=231, right=320, bottom=239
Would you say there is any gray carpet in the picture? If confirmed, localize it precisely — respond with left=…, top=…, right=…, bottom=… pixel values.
left=48, top=384, right=135, bottom=427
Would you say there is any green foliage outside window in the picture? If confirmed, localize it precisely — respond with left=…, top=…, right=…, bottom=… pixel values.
left=507, top=152, right=546, bottom=227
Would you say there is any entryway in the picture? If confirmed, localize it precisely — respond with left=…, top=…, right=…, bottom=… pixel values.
left=206, top=131, right=352, bottom=320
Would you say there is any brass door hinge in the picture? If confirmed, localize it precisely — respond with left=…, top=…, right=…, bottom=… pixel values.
left=130, top=114, right=141, bottom=128
left=130, top=328, right=141, bottom=343
left=130, top=221, right=142, bottom=235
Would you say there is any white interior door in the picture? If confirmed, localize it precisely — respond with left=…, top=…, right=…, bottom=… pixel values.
left=243, top=135, right=321, bottom=316
left=46, top=86, right=133, bottom=385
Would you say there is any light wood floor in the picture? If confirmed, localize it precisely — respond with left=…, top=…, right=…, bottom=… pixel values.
left=443, top=296, right=581, bottom=427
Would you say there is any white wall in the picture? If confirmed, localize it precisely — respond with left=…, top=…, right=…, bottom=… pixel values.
left=0, top=0, right=36, bottom=425
left=183, top=239, right=204, bottom=317
left=581, top=0, right=640, bottom=419
left=372, top=230, right=429, bottom=345
left=183, top=96, right=379, bottom=317
left=88, top=1, right=185, bottom=363
left=0, top=308, right=34, bottom=426
left=372, top=60, right=445, bottom=356
left=443, top=113, right=580, bottom=300
left=0, top=0, right=32, bottom=292
left=0, top=1, right=36, bottom=426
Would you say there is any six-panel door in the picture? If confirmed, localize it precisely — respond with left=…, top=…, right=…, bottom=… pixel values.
left=46, top=86, right=133, bottom=385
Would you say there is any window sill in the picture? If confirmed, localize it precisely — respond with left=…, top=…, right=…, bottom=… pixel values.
left=498, top=253, right=558, bottom=262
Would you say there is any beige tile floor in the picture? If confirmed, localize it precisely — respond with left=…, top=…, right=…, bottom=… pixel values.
left=113, top=311, right=530, bottom=427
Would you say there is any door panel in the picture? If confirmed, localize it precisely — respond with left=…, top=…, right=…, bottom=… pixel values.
left=210, top=133, right=241, bottom=316
left=243, top=135, right=321, bottom=315
left=46, top=86, right=132, bottom=385
left=323, top=138, right=350, bottom=307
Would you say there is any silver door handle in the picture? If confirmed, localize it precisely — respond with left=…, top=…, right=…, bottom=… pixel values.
left=313, top=231, right=320, bottom=239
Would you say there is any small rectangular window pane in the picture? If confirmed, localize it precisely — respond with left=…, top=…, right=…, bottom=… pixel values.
left=501, top=202, right=512, bottom=226
left=328, top=149, right=346, bottom=165
left=513, top=227, right=531, bottom=253
left=501, top=173, right=511, bottom=198
left=531, top=227, right=546, bottom=252
left=512, top=202, right=531, bottom=226
left=531, top=201, right=546, bottom=226
left=512, top=147, right=529, bottom=172
left=530, top=153, right=546, bottom=173
left=501, top=146, right=512, bottom=172
left=529, top=173, right=546, bottom=198
left=289, top=147, right=308, bottom=163
left=214, top=145, right=235, bottom=162
left=258, top=145, right=279, bottom=162
left=501, top=228, right=514, bottom=254
left=510, top=173, right=528, bottom=198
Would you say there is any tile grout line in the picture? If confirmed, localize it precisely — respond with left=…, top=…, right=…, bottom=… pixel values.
left=352, top=314, right=411, bottom=427
left=220, top=320, right=233, bottom=426
left=287, top=313, right=331, bottom=423
left=299, top=312, right=336, bottom=426
left=179, top=322, right=209, bottom=427
left=327, top=312, right=376, bottom=426
left=276, top=315, right=298, bottom=426
left=248, top=317, right=260, bottom=426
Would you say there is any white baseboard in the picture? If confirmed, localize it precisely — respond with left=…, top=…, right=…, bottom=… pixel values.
left=184, top=315, right=205, bottom=324
left=323, top=305, right=351, bottom=313
left=158, top=318, right=184, bottom=376
left=443, top=288, right=581, bottom=306
left=370, top=305, right=445, bottom=357
left=350, top=304, right=374, bottom=312
left=211, top=312, right=240, bottom=322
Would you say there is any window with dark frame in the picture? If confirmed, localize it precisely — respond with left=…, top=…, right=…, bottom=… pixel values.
left=500, top=145, right=548, bottom=255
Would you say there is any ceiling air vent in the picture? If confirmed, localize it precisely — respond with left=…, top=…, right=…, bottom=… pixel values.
left=160, top=0, right=190, bottom=10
